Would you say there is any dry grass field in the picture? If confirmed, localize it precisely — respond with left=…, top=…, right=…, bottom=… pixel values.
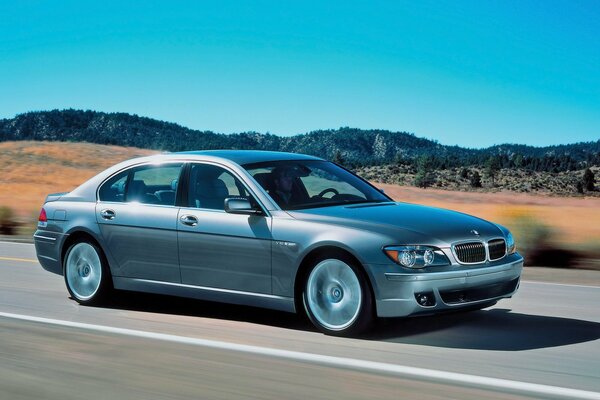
left=1, top=141, right=598, bottom=266
left=1, top=141, right=156, bottom=218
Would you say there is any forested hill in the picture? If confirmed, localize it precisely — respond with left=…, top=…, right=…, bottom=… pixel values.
left=1, top=109, right=598, bottom=170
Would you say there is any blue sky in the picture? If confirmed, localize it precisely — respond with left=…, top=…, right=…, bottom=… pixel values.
left=1, top=1, right=598, bottom=148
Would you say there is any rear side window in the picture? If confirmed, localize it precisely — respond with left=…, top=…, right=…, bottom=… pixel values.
left=98, top=164, right=183, bottom=205
left=129, top=165, right=182, bottom=205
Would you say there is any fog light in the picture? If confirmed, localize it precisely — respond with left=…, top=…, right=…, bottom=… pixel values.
left=415, top=291, right=436, bottom=307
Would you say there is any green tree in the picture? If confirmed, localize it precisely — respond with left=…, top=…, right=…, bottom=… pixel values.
left=459, top=168, right=469, bottom=179
left=485, top=156, right=501, bottom=186
left=333, top=150, right=345, bottom=166
left=513, top=153, right=524, bottom=168
left=470, top=171, right=482, bottom=188
left=576, top=181, right=584, bottom=194
left=583, top=168, right=596, bottom=191
left=414, top=155, right=435, bottom=188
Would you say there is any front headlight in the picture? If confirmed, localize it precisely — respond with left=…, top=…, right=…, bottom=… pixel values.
left=506, top=232, right=516, bottom=254
left=383, top=246, right=450, bottom=268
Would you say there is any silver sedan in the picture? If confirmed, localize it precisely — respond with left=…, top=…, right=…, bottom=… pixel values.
left=34, top=150, right=523, bottom=335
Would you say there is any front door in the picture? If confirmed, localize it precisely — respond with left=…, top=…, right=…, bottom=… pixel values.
left=177, top=163, right=272, bottom=294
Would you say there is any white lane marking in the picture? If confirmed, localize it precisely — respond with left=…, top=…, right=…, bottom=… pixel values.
left=0, top=312, right=598, bottom=400
left=0, top=241, right=34, bottom=246
left=522, top=280, right=600, bottom=289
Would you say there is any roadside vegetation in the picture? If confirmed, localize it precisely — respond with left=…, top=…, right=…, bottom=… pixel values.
left=357, top=163, right=599, bottom=196
left=0, top=206, right=18, bottom=235
left=1, top=140, right=598, bottom=270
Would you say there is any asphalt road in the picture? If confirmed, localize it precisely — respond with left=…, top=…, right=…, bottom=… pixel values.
left=1, top=242, right=599, bottom=400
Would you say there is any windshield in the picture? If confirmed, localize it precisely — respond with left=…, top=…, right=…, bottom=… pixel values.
left=243, top=160, right=392, bottom=210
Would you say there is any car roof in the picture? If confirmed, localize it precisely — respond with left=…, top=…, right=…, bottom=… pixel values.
left=173, top=150, right=322, bottom=165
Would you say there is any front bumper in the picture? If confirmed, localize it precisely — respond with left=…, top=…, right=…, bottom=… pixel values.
left=370, top=254, right=524, bottom=317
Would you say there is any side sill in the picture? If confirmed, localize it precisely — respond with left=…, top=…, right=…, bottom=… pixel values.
left=112, top=277, right=296, bottom=314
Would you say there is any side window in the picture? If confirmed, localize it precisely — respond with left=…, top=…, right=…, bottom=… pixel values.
left=188, top=164, right=248, bottom=210
left=127, top=164, right=183, bottom=205
left=217, top=171, right=243, bottom=197
left=98, top=171, right=128, bottom=202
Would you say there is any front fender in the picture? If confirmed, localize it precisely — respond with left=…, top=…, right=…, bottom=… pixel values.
left=271, top=217, right=394, bottom=297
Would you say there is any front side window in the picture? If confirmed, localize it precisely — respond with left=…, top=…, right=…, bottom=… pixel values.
left=243, top=160, right=391, bottom=210
left=188, top=163, right=250, bottom=210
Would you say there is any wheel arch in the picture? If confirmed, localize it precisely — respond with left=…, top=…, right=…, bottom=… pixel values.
left=60, top=229, right=107, bottom=271
left=293, top=245, right=375, bottom=312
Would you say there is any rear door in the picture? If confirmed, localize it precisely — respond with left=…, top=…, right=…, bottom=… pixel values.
left=96, top=163, right=184, bottom=283
left=177, top=162, right=272, bottom=294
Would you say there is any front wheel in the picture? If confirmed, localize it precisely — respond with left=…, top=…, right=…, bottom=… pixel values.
left=63, top=240, right=111, bottom=305
left=303, top=257, right=374, bottom=336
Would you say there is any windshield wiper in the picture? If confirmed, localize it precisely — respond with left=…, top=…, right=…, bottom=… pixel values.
left=286, top=199, right=389, bottom=210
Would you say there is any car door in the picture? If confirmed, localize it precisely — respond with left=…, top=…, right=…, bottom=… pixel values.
left=96, top=163, right=183, bottom=283
left=177, top=162, right=272, bottom=294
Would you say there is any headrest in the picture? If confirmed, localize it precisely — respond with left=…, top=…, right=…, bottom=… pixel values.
left=129, top=180, right=147, bottom=194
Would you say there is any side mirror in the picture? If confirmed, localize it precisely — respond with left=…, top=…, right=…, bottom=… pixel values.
left=378, top=188, right=385, bottom=193
left=224, top=197, right=262, bottom=215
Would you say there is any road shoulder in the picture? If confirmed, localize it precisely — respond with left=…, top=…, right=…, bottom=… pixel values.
left=522, top=266, right=600, bottom=287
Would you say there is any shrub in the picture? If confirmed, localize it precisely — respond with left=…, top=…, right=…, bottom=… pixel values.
left=470, top=171, right=482, bottom=188
left=500, top=208, right=581, bottom=268
left=504, top=211, right=553, bottom=254
left=0, top=206, right=18, bottom=235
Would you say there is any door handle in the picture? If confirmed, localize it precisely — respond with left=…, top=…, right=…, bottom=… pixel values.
left=100, top=209, right=116, bottom=220
left=180, top=214, right=198, bottom=227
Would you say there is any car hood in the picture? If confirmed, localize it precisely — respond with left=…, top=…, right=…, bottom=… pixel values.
left=287, top=202, right=503, bottom=246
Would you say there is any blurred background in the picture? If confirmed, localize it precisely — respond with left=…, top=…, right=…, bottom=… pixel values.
left=1, top=139, right=598, bottom=269
left=1, top=1, right=599, bottom=269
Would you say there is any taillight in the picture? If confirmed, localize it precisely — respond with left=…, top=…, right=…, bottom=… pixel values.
left=38, top=208, right=47, bottom=223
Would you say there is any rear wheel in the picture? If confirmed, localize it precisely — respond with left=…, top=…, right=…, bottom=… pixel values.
left=303, top=256, right=373, bottom=336
left=64, top=240, right=111, bottom=305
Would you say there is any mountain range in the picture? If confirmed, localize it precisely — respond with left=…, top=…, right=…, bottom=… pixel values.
left=1, top=109, right=598, bottom=169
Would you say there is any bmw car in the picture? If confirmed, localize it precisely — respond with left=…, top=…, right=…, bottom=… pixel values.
left=34, top=150, right=523, bottom=335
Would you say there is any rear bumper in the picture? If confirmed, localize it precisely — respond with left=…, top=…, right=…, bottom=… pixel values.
left=33, top=230, right=66, bottom=275
left=371, top=255, right=523, bottom=317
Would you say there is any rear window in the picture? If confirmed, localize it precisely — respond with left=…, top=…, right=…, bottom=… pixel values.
left=98, top=171, right=128, bottom=203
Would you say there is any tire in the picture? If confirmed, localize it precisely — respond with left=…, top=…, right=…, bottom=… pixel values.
left=63, top=240, right=112, bottom=305
left=302, top=255, right=374, bottom=336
